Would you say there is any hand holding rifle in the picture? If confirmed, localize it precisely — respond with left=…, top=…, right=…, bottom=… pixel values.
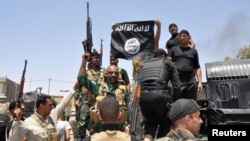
left=83, top=51, right=91, bottom=61
left=82, top=2, right=93, bottom=60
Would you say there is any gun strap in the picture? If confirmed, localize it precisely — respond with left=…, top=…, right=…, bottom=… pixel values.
left=31, top=114, right=56, bottom=141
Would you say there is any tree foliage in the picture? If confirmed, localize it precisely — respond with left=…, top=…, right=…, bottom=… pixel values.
left=236, top=45, right=250, bottom=59
left=224, top=44, right=250, bottom=60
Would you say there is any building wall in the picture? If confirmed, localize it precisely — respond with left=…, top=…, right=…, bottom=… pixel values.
left=0, top=77, right=19, bottom=102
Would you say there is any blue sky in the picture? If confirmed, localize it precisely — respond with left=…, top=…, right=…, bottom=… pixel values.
left=1, top=0, right=250, bottom=95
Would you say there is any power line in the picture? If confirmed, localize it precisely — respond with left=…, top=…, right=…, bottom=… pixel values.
left=25, top=78, right=75, bottom=94
left=50, top=79, right=74, bottom=84
left=26, top=78, right=74, bottom=84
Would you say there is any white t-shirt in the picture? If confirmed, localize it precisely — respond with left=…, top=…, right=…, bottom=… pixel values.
left=56, top=120, right=72, bottom=141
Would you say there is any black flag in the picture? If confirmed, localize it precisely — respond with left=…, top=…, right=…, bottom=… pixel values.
left=110, top=20, right=155, bottom=61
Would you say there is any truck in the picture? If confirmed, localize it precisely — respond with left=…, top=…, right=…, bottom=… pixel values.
left=198, top=59, right=250, bottom=136
left=22, top=87, right=45, bottom=118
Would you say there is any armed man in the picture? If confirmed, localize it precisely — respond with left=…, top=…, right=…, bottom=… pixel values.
left=139, top=48, right=181, bottom=141
left=110, top=55, right=131, bottom=91
left=74, top=49, right=105, bottom=140
left=76, top=50, right=131, bottom=140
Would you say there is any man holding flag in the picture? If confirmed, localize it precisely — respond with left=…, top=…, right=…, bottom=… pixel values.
left=111, top=20, right=160, bottom=61
left=111, top=19, right=168, bottom=141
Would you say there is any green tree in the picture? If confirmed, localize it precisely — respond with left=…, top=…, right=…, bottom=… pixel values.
left=224, top=56, right=232, bottom=61
left=224, top=44, right=250, bottom=60
left=236, top=45, right=250, bottom=59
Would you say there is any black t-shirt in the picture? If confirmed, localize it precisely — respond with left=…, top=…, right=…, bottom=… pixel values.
left=171, top=45, right=200, bottom=82
left=166, top=34, right=180, bottom=50
left=0, top=114, right=10, bottom=141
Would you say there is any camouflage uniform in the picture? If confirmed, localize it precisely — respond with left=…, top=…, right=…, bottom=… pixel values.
left=78, top=71, right=130, bottom=134
left=75, top=68, right=102, bottom=141
left=90, top=130, right=131, bottom=141
left=156, top=128, right=208, bottom=141
left=82, top=125, right=140, bottom=141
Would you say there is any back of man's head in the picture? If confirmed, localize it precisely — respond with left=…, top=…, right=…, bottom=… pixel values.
left=169, top=98, right=200, bottom=123
left=110, top=55, right=119, bottom=65
left=154, top=48, right=168, bottom=58
left=98, top=93, right=119, bottom=123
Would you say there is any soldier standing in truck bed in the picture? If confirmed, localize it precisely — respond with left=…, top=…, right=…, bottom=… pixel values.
left=77, top=51, right=130, bottom=137
left=139, top=48, right=181, bottom=141
left=110, top=55, right=131, bottom=91
left=74, top=50, right=106, bottom=141
left=170, top=29, right=202, bottom=101
left=166, top=23, right=196, bottom=57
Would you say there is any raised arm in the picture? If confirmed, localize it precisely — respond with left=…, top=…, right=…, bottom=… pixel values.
left=50, top=84, right=77, bottom=124
left=79, top=52, right=90, bottom=76
left=189, top=38, right=196, bottom=48
left=154, top=19, right=161, bottom=52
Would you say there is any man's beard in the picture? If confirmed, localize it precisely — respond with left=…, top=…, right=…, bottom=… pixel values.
left=110, top=77, right=118, bottom=84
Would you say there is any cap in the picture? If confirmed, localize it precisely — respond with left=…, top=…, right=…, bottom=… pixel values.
left=169, top=99, right=200, bottom=122
left=91, top=49, right=100, bottom=57
left=110, top=55, right=117, bottom=60
left=9, top=101, right=18, bottom=111
left=179, top=29, right=190, bottom=36
left=154, top=48, right=167, bottom=57
left=169, top=23, right=177, bottom=29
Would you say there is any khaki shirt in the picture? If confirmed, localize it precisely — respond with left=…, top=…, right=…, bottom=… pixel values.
left=91, top=130, right=131, bottom=141
left=20, top=112, right=55, bottom=141
left=20, top=90, right=75, bottom=141
left=6, top=120, right=22, bottom=141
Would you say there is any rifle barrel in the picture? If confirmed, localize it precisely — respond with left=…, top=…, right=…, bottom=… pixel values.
left=20, top=60, right=27, bottom=93
left=87, top=2, right=89, bottom=18
left=19, top=60, right=28, bottom=102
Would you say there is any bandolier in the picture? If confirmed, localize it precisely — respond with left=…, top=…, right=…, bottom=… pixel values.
left=75, top=66, right=105, bottom=138
left=89, top=68, right=128, bottom=125
left=118, top=68, right=125, bottom=84
left=31, top=114, right=60, bottom=141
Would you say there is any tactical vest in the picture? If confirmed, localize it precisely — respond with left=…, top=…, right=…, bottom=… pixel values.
left=90, top=83, right=128, bottom=124
left=118, top=68, right=124, bottom=84
left=31, top=114, right=60, bottom=141
left=140, top=58, right=170, bottom=88
left=90, top=130, right=131, bottom=141
left=81, top=67, right=106, bottom=104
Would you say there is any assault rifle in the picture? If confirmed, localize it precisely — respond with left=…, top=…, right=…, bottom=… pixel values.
left=130, top=84, right=141, bottom=135
left=99, top=39, right=103, bottom=66
left=19, top=60, right=28, bottom=104
left=82, top=2, right=93, bottom=55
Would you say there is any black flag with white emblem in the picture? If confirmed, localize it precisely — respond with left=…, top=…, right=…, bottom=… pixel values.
left=110, top=20, right=155, bottom=61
